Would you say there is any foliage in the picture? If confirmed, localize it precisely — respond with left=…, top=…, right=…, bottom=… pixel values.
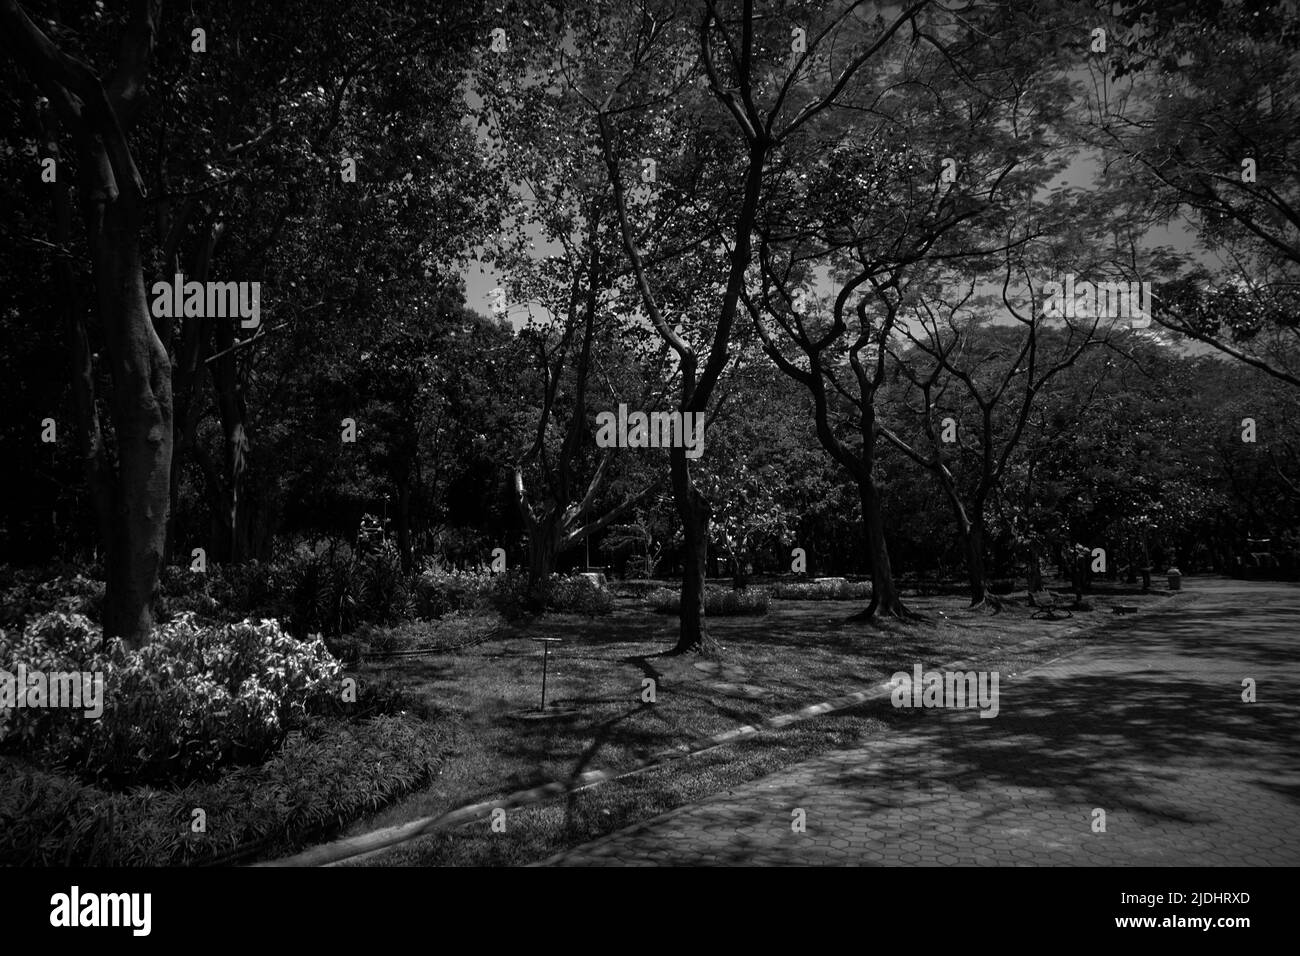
left=0, top=716, right=441, bottom=866
left=412, top=565, right=497, bottom=619
left=355, top=611, right=508, bottom=657
left=487, top=569, right=613, bottom=620
left=545, top=574, right=615, bottom=616
left=0, top=613, right=341, bottom=787
left=771, top=579, right=871, bottom=601
left=646, top=587, right=770, bottom=616
left=0, top=568, right=105, bottom=632
left=1086, top=0, right=1300, bottom=388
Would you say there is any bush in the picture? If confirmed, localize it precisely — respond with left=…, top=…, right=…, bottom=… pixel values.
left=0, top=568, right=104, bottom=632
left=486, top=568, right=535, bottom=621
left=623, top=554, right=658, bottom=578
left=0, top=715, right=442, bottom=866
left=275, top=542, right=356, bottom=637
left=545, top=574, right=614, bottom=616
left=771, top=579, right=871, bottom=601
left=159, top=539, right=418, bottom=638
left=486, top=570, right=614, bottom=620
left=646, top=586, right=771, bottom=616
left=646, top=588, right=678, bottom=613
left=324, top=633, right=365, bottom=666
left=0, top=612, right=342, bottom=787
left=2, top=545, right=596, bottom=648
left=156, top=564, right=223, bottom=621
left=250, top=539, right=415, bottom=637
left=355, top=541, right=415, bottom=625
left=356, top=611, right=507, bottom=658
left=411, top=565, right=495, bottom=618
left=155, top=559, right=286, bottom=625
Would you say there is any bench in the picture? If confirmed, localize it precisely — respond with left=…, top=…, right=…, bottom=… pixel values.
left=1028, top=589, right=1072, bottom=620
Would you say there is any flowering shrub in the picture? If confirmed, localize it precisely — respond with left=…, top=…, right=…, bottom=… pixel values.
left=771, top=579, right=871, bottom=601
left=646, top=586, right=770, bottom=616
left=412, top=565, right=495, bottom=618
left=0, top=612, right=341, bottom=787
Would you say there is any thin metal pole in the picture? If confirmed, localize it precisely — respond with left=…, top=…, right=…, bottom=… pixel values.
left=540, top=643, right=550, bottom=712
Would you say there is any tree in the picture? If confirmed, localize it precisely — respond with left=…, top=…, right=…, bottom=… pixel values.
left=3, top=0, right=172, bottom=647
left=594, top=0, right=964, bottom=649
left=149, top=0, right=490, bottom=565
left=473, top=43, right=663, bottom=606
left=882, top=219, right=1120, bottom=608
left=746, top=0, right=1078, bottom=619
left=2, top=0, right=497, bottom=642
left=694, top=348, right=802, bottom=588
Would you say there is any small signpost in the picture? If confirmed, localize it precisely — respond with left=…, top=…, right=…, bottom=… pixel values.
left=531, top=637, right=562, bottom=712
left=507, top=637, right=576, bottom=722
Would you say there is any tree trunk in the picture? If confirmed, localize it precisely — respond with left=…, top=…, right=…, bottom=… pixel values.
left=165, top=219, right=217, bottom=564
left=7, top=0, right=170, bottom=647
left=233, top=490, right=273, bottom=561
left=526, top=510, right=561, bottom=611
left=395, top=470, right=413, bottom=573
left=1027, top=542, right=1044, bottom=592
left=87, top=191, right=172, bottom=648
left=962, top=518, right=991, bottom=607
left=855, top=476, right=909, bottom=620
left=963, top=503, right=1001, bottom=610
left=210, top=328, right=249, bottom=562
left=731, top=551, right=748, bottom=591
left=165, top=393, right=201, bottom=563
left=671, top=446, right=716, bottom=655
left=937, top=475, right=992, bottom=608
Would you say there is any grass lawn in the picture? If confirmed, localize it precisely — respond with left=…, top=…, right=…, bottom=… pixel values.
left=316, top=584, right=1182, bottom=867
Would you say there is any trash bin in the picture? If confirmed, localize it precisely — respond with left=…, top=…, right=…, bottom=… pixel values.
left=1167, top=566, right=1182, bottom=591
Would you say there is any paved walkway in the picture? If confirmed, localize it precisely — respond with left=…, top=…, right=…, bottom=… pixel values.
left=543, top=579, right=1300, bottom=865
